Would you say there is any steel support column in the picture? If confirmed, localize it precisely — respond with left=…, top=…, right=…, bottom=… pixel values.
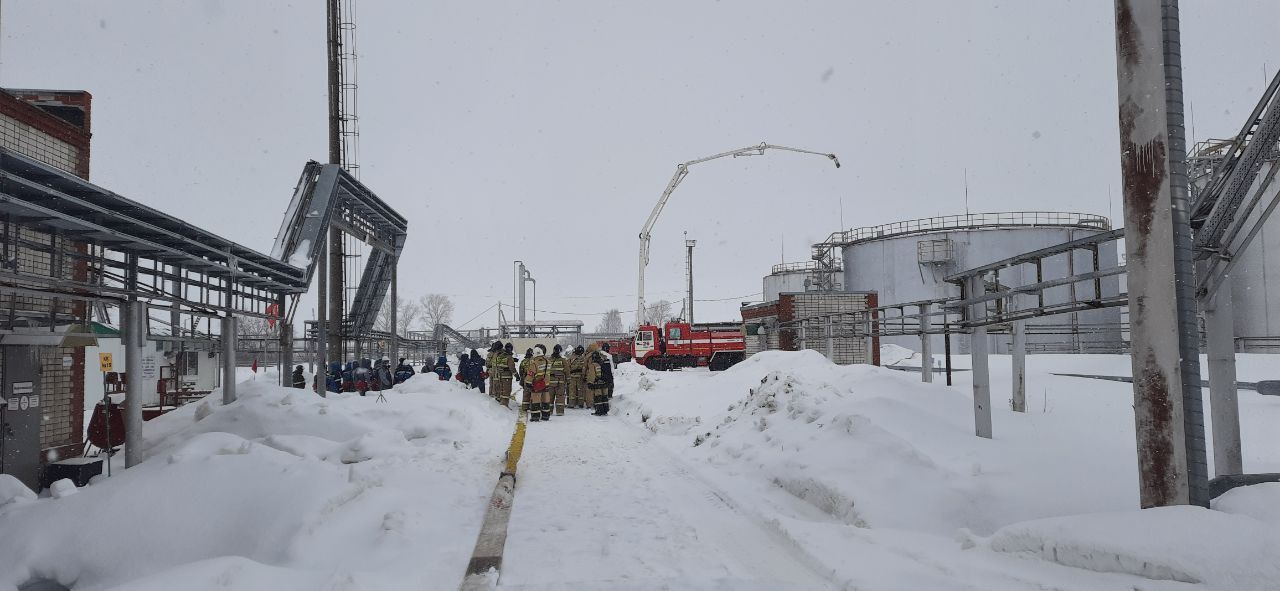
left=390, top=263, right=399, bottom=361
left=317, top=235, right=328, bottom=397
left=1113, top=0, right=1205, bottom=507
left=222, top=315, right=237, bottom=405
left=920, top=303, right=933, bottom=383
left=123, top=299, right=144, bottom=468
left=1205, top=279, right=1242, bottom=477
left=967, top=276, right=992, bottom=438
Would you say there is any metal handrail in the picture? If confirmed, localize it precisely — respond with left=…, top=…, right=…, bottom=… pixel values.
left=816, top=211, right=1111, bottom=248
left=770, top=260, right=842, bottom=274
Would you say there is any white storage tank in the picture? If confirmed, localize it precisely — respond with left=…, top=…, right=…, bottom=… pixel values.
left=834, top=212, right=1122, bottom=354
left=1229, top=198, right=1280, bottom=352
left=763, top=261, right=843, bottom=303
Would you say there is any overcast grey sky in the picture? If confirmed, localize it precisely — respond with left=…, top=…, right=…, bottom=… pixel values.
left=2, top=1, right=1278, bottom=330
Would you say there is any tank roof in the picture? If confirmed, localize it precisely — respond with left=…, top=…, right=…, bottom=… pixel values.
left=815, top=211, right=1110, bottom=248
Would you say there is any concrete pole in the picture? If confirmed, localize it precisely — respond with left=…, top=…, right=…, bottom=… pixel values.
left=1205, top=279, right=1242, bottom=477
left=967, top=276, right=993, bottom=439
left=222, top=315, right=237, bottom=404
left=1113, top=0, right=1204, bottom=507
left=920, top=303, right=933, bottom=383
left=1011, top=319, right=1027, bottom=413
left=123, top=299, right=145, bottom=468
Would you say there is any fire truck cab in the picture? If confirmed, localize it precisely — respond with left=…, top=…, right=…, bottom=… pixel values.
left=634, top=321, right=746, bottom=371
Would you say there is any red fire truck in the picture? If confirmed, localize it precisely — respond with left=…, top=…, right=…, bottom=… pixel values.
left=595, top=337, right=634, bottom=364
left=634, top=321, right=746, bottom=371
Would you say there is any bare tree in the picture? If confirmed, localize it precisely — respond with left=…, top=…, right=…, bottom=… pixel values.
left=596, top=308, right=624, bottom=333
left=643, top=300, right=674, bottom=326
left=236, top=314, right=273, bottom=336
left=419, top=293, right=455, bottom=331
left=375, top=296, right=422, bottom=335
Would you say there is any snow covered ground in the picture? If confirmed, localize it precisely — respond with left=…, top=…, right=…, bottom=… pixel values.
left=609, top=351, right=1280, bottom=589
left=3, top=370, right=511, bottom=591
left=4, top=351, right=1279, bottom=590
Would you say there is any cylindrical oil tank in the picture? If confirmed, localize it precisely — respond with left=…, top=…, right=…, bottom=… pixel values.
left=1229, top=198, right=1280, bottom=352
left=763, top=261, right=843, bottom=302
left=838, top=212, right=1122, bottom=354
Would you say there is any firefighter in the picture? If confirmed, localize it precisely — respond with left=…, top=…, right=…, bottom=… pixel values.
left=548, top=344, right=568, bottom=416
left=518, top=347, right=536, bottom=414
left=586, top=344, right=611, bottom=416
left=524, top=345, right=551, bottom=421
left=485, top=341, right=502, bottom=400
left=566, top=345, right=587, bottom=408
left=491, top=342, right=517, bottom=407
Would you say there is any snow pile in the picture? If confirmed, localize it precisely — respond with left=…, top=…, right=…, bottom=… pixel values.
left=987, top=505, right=1280, bottom=587
left=612, top=351, right=1280, bottom=588
left=879, top=343, right=917, bottom=366
left=0, top=373, right=513, bottom=591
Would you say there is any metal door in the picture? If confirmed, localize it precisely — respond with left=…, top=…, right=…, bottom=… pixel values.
left=1, top=346, right=43, bottom=490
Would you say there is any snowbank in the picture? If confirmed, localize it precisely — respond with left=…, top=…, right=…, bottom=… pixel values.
left=611, top=351, right=1280, bottom=587
left=0, top=373, right=513, bottom=591
left=987, top=505, right=1280, bottom=588
left=616, top=350, right=1130, bottom=534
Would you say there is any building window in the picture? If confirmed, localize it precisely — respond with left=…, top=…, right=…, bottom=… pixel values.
left=180, top=351, right=199, bottom=375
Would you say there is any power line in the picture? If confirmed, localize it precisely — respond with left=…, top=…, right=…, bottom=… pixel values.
left=455, top=302, right=497, bottom=329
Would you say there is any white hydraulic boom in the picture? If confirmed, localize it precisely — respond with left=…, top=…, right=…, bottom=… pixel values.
left=636, top=142, right=840, bottom=326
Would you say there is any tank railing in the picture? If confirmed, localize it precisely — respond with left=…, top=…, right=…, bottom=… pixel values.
left=816, top=211, right=1111, bottom=248
left=770, top=260, right=842, bottom=274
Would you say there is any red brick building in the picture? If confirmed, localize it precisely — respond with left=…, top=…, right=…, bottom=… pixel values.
left=0, top=88, right=93, bottom=486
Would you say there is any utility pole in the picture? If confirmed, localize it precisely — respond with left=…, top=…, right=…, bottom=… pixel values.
left=1112, top=0, right=1208, bottom=508
left=684, top=233, right=696, bottom=324
left=325, top=0, right=346, bottom=362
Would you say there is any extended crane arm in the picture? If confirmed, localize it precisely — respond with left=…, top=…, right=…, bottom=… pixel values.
left=636, top=142, right=840, bottom=325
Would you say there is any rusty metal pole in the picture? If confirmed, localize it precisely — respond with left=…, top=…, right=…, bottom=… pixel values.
left=1112, top=0, right=1207, bottom=507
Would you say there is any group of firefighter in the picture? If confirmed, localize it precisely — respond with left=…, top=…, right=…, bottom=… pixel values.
left=296, top=341, right=616, bottom=421
left=484, top=340, right=615, bottom=421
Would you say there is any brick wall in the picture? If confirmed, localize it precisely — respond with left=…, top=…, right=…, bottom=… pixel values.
left=0, top=90, right=92, bottom=464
